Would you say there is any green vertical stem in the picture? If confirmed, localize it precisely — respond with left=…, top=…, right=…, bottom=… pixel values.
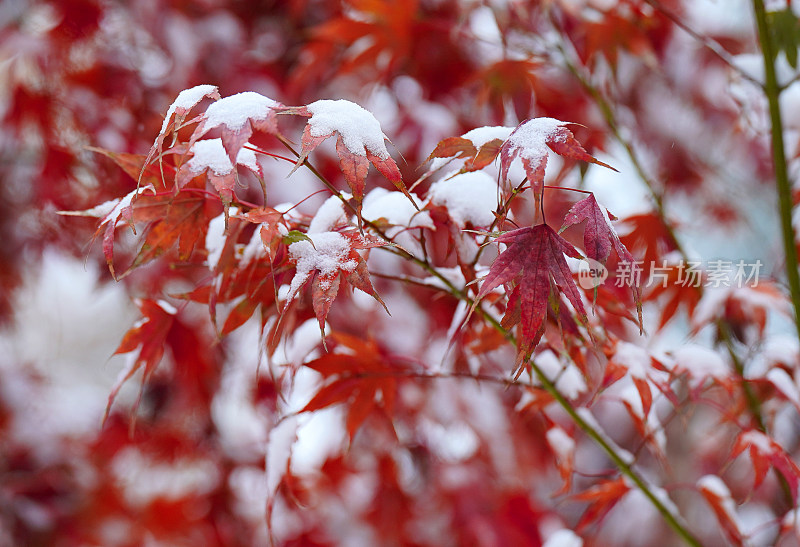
left=752, top=0, right=800, bottom=348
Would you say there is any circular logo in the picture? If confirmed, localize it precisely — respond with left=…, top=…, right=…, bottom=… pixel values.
left=577, top=257, right=608, bottom=289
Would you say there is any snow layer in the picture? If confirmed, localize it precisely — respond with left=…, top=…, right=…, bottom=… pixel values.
left=187, top=138, right=258, bottom=175
left=308, top=194, right=350, bottom=234
left=536, top=350, right=587, bottom=399
left=160, top=84, right=217, bottom=133
left=111, top=447, right=220, bottom=507
left=428, top=170, right=497, bottom=227
left=462, top=125, right=514, bottom=148
left=205, top=210, right=235, bottom=270
left=204, top=91, right=278, bottom=131
left=506, top=117, right=567, bottom=163
left=307, top=99, right=390, bottom=158
left=543, top=529, right=583, bottom=547
left=362, top=188, right=432, bottom=229
left=287, top=232, right=357, bottom=296
left=671, top=344, right=730, bottom=388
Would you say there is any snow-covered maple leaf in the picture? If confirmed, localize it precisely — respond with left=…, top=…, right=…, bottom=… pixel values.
left=59, top=185, right=156, bottom=279
left=473, top=223, right=588, bottom=365
left=278, top=99, right=415, bottom=221
left=285, top=230, right=388, bottom=334
left=141, top=84, right=220, bottom=185
left=424, top=125, right=514, bottom=177
left=190, top=91, right=283, bottom=163
left=176, top=138, right=262, bottom=210
left=500, top=118, right=616, bottom=214
left=697, top=476, right=744, bottom=546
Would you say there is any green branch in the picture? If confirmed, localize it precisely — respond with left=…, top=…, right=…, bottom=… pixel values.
left=752, top=0, right=800, bottom=348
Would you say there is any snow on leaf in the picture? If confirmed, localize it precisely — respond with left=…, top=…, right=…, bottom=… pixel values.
left=278, top=99, right=415, bottom=220
left=59, top=185, right=155, bottom=279
left=176, top=138, right=262, bottom=208
left=731, top=431, right=800, bottom=497
left=500, top=118, right=616, bottom=213
left=546, top=425, right=576, bottom=495
left=160, top=84, right=220, bottom=135
left=308, top=194, right=351, bottom=234
left=572, top=476, right=631, bottom=531
left=697, top=475, right=744, bottom=546
left=428, top=170, right=498, bottom=227
left=285, top=231, right=388, bottom=333
left=472, top=223, right=587, bottom=364
left=142, top=85, right=220, bottom=186
left=191, top=91, right=282, bottom=164
left=362, top=188, right=433, bottom=229
left=265, top=415, right=300, bottom=543
left=766, top=367, right=800, bottom=412
left=668, top=344, right=733, bottom=394
left=543, top=529, right=583, bottom=547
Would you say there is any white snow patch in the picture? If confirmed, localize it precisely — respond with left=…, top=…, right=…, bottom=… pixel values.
left=671, top=344, right=730, bottom=388
left=739, top=430, right=777, bottom=454
left=266, top=415, right=299, bottom=495
left=160, top=84, right=217, bottom=133
left=362, top=187, right=432, bottom=229
left=421, top=420, right=480, bottom=462
left=82, top=185, right=155, bottom=222
left=462, top=125, right=515, bottom=148
left=287, top=232, right=356, bottom=297
left=308, top=194, right=350, bottom=233
left=535, top=350, right=587, bottom=399
left=429, top=170, right=498, bottom=227
left=204, top=91, right=278, bottom=131
left=505, top=117, right=567, bottom=163
left=0, top=250, right=136, bottom=456
left=421, top=266, right=466, bottom=292
left=156, top=299, right=177, bottom=315
left=543, top=529, right=583, bottom=547
left=241, top=228, right=266, bottom=263
left=206, top=211, right=230, bottom=270
left=187, top=138, right=258, bottom=175
left=111, top=447, right=220, bottom=507
left=546, top=426, right=575, bottom=460
left=307, top=99, right=390, bottom=158
left=766, top=368, right=800, bottom=408
left=611, top=341, right=650, bottom=379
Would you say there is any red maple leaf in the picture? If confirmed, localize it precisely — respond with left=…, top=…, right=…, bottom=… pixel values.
left=104, top=299, right=177, bottom=424
left=697, top=476, right=744, bottom=547
left=499, top=118, right=616, bottom=214
left=285, top=230, right=389, bottom=334
left=561, top=194, right=642, bottom=327
left=277, top=99, right=415, bottom=221
left=730, top=430, right=800, bottom=498
left=143, top=85, right=220, bottom=177
left=572, top=476, right=630, bottom=531
left=302, top=333, right=400, bottom=442
left=473, top=223, right=588, bottom=366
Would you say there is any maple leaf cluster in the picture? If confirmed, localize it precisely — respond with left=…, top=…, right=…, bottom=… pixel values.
left=2, top=1, right=800, bottom=546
